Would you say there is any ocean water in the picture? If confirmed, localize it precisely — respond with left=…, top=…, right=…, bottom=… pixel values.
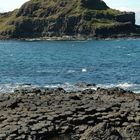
left=0, top=39, right=140, bottom=93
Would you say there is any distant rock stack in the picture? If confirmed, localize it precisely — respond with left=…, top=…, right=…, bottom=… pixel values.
left=0, top=0, right=139, bottom=39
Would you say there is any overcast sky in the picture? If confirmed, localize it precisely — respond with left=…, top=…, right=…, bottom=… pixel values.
left=0, top=0, right=139, bottom=24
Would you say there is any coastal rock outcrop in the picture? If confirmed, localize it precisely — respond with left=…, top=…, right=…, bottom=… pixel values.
left=0, top=87, right=140, bottom=139
left=0, top=0, right=139, bottom=39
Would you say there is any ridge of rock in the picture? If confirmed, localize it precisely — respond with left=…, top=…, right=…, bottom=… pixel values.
left=0, top=0, right=139, bottom=39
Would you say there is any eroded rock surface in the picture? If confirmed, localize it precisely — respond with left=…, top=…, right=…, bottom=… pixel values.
left=0, top=87, right=140, bottom=140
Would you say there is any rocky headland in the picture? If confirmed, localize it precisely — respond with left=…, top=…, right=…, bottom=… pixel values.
left=0, top=86, right=140, bottom=140
left=0, top=0, right=140, bottom=40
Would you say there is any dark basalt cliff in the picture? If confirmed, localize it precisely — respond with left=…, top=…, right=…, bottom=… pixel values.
left=0, top=0, right=139, bottom=39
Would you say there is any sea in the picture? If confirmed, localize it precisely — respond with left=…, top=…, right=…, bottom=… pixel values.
left=0, top=38, right=140, bottom=93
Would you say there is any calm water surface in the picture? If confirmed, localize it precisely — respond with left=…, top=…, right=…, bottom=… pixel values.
left=0, top=39, right=140, bottom=93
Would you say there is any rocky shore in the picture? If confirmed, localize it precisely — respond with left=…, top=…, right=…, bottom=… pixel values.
left=0, top=87, right=140, bottom=140
left=2, top=33, right=140, bottom=41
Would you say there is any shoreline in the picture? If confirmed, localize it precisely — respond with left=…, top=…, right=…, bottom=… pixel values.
left=0, top=82, right=140, bottom=94
left=0, top=86, right=140, bottom=139
left=0, top=34, right=140, bottom=41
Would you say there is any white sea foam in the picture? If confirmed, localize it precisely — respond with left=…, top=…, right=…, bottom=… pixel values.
left=36, top=70, right=60, bottom=73
left=44, top=83, right=87, bottom=92
left=0, top=82, right=97, bottom=93
left=97, top=82, right=140, bottom=93
left=117, top=83, right=137, bottom=89
left=82, top=68, right=87, bottom=72
left=0, top=82, right=140, bottom=94
left=0, top=84, right=38, bottom=93
left=133, top=90, right=140, bottom=94
left=67, top=70, right=76, bottom=73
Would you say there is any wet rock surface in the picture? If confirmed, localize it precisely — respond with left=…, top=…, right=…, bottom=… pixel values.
left=0, top=87, right=140, bottom=140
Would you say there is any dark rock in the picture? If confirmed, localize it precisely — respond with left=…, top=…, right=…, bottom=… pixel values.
left=75, top=82, right=96, bottom=88
left=86, top=83, right=96, bottom=87
left=83, top=89, right=96, bottom=94
left=81, top=0, right=109, bottom=10
left=78, top=125, right=88, bottom=133
left=85, top=107, right=96, bottom=114
left=0, top=0, right=139, bottom=39
left=116, top=12, right=135, bottom=25
left=0, top=86, right=139, bottom=139
left=54, top=87, right=66, bottom=94
left=3, top=98, right=21, bottom=109
left=80, top=122, right=123, bottom=140
left=69, top=95, right=81, bottom=100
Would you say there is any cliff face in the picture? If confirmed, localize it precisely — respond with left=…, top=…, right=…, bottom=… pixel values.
left=0, top=0, right=138, bottom=39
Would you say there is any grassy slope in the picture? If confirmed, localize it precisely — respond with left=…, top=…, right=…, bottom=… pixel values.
left=0, top=0, right=122, bottom=34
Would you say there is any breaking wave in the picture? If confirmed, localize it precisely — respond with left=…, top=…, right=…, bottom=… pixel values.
left=0, top=82, right=140, bottom=94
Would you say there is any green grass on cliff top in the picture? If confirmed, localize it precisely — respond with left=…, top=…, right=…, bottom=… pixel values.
left=0, top=0, right=122, bottom=32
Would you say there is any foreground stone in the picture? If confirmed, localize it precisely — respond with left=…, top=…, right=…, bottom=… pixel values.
left=0, top=87, right=140, bottom=140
